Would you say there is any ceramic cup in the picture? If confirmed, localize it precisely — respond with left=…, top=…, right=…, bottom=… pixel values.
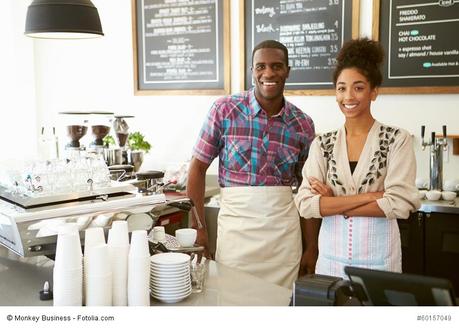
left=175, top=228, right=197, bottom=247
left=426, top=190, right=442, bottom=201
left=418, top=190, right=427, bottom=200
left=441, top=191, right=456, bottom=201
left=415, top=177, right=429, bottom=190
left=443, top=179, right=459, bottom=192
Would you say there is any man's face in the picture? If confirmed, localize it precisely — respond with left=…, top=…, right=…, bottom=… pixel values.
left=251, top=48, right=290, bottom=104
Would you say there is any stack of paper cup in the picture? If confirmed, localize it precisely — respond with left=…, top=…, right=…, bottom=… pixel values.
left=84, top=244, right=112, bottom=306
left=83, top=227, right=106, bottom=304
left=53, top=230, right=83, bottom=306
left=107, top=221, right=129, bottom=306
left=128, top=230, right=150, bottom=306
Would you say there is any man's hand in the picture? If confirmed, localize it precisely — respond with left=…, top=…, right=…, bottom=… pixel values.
left=299, top=247, right=318, bottom=277
left=308, top=177, right=334, bottom=197
left=196, top=228, right=213, bottom=260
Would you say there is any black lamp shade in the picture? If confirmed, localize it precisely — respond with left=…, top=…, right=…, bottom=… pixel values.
left=25, top=0, right=104, bottom=39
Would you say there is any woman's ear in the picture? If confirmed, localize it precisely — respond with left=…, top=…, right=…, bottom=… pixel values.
left=371, top=87, right=379, bottom=101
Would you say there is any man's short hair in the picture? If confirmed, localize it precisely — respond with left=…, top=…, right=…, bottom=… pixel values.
left=251, top=40, right=289, bottom=66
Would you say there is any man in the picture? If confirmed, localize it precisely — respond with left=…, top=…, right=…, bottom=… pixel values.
left=187, top=40, right=315, bottom=288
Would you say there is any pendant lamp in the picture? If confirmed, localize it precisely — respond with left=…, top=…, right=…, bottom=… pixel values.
left=25, top=0, right=104, bottom=39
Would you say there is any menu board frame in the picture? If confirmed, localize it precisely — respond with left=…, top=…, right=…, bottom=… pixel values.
left=240, top=0, right=360, bottom=96
left=373, top=0, right=459, bottom=94
left=132, top=0, right=231, bottom=95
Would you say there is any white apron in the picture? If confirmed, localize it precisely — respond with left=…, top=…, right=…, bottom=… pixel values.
left=216, top=186, right=301, bottom=289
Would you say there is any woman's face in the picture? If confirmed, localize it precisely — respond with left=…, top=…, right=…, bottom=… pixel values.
left=335, top=68, right=377, bottom=120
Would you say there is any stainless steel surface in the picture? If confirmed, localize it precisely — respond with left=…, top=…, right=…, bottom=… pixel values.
left=421, top=127, right=447, bottom=191
left=130, top=151, right=144, bottom=172
left=104, top=148, right=123, bottom=166
left=429, top=143, right=444, bottom=191
left=0, top=181, right=136, bottom=208
left=420, top=198, right=459, bottom=214
left=0, top=248, right=290, bottom=306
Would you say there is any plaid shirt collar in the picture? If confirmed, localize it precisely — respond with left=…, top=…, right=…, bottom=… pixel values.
left=246, top=88, right=295, bottom=125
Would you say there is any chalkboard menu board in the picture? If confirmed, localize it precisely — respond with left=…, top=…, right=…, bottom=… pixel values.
left=132, top=0, right=230, bottom=95
left=242, top=0, right=359, bottom=95
left=375, top=0, right=459, bottom=94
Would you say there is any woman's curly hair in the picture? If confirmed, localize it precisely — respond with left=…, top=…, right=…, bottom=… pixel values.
left=333, top=38, right=384, bottom=88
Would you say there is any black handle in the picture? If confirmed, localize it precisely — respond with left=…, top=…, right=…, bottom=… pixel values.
left=443, top=125, right=447, bottom=139
left=431, top=132, right=436, bottom=144
left=167, top=200, right=193, bottom=212
left=421, top=125, right=425, bottom=139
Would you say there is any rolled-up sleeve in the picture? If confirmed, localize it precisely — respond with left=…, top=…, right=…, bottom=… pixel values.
left=294, top=137, right=327, bottom=219
left=376, top=130, right=421, bottom=219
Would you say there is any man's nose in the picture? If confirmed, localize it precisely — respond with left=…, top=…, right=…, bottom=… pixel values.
left=263, top=65, right=275, bottom=77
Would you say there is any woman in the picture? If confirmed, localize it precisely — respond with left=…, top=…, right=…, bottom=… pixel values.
left=294, top=38, right=421, bottom=278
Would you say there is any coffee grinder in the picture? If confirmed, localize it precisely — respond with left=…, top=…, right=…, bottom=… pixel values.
left=113, top=115, right=134, bottom=165
left=88, top=112, right=114, bottom=156
left=59, top=111, right=90, bottom=158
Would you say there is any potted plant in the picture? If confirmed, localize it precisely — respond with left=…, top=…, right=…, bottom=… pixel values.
left=128, top=132, right=151, bottom=171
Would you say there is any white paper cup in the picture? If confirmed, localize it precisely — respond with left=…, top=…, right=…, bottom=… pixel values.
left=85, top=227, right=105, bottom=250
left=55, top=232, right=83, bottom=270
left=108, top=221, right=129, bottom=247
left=128, top=255, right=150, bottom=306
left=108, top=244, right=129, bottom=306
left=85, top=273, right=112, bottom=306
left=129, top=230, right=149, bottom=258
left=57, top=223, right=79, bottom=235
left=53, top=266, right=83, bottom=306
left=85, top=244, right=111, bottom=277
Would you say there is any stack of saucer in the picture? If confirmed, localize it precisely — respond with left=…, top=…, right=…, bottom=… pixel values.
left=150, top=253, right=191, bottom=303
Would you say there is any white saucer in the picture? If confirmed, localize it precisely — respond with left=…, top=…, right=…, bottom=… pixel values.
left=150, top=253, right=190, bottom=266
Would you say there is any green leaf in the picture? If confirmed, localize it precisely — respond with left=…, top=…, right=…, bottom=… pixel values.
left=128, top=131, right=152, bottom=153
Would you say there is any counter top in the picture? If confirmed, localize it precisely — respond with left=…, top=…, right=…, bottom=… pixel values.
left=420, top=198, right=459, bottom=214
left=0, top=248, right=290, bottom=306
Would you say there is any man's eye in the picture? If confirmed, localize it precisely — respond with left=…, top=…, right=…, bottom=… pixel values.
left=256, top=65, right=265, bottom=70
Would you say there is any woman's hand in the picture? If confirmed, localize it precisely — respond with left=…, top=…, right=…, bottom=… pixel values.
left=308, top=177, right=334, bottom=197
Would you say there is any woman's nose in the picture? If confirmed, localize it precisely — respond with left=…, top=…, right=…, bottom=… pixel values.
left=344, top=89, right=354, bottom=100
